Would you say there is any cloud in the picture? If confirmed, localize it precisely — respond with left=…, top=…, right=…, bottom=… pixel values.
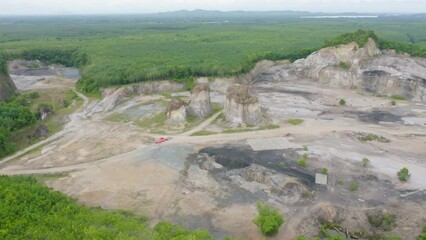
left=0, top=0, right=424, bottom=15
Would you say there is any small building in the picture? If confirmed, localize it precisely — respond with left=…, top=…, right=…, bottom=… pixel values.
left=315, top=173, right=328, bottom=185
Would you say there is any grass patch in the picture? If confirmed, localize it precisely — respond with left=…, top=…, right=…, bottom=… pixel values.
left=161, top=92, right=173, bottom=99
left=137, top=112, right=166, bottom=130
left=390, top=95, right=406, bottom=101
left=339, top=61, right=351, bottom=69
left=190, top=130, right=216, bottom=136
left=223, top=128, right=252, bottom=134
left=350, top=182, right=359, bottom=191
left=106, top=113, right=131, bottom=122
left=356, top=132, right=390, bottom=143
left=287, top=119, right=304, bottom=125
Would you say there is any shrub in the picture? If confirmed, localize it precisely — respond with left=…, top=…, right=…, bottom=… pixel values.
left=298, top=159, right=307, bottom=168
left=253, top=202, right=284, bottom=236
left=338, top=99, right=346, bottom=106
left=418, top=226, right=426, bottom=240
left=337, top=180, right=344, bottom=185
left=349, top=182, right=359, bottom=191
left=321, top=168, right=328, bottom=175
left=298, top=153, right=308, bottom=168
left=362, top=157, right=370, bottom=167
left=279, top=162, right=287, bottom=168
left=367, top=211, right=396, bottom=231
left=397, top=168, right=410, bottom=182
left=29, top=92, right=40, bottom=99
left=390, top=100, right=396, bottom=106
left=356, top=132, right=390, bottom=143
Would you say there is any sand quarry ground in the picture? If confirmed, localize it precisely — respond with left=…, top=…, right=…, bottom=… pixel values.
left=1, top=71, right=426, bottom=239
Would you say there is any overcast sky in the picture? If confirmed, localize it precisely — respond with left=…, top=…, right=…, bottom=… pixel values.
left=0, top=0, right=424, bottom=15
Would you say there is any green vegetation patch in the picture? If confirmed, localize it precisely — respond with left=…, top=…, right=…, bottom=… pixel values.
left=0, top=175, right=217, bottom=240
left=287, top=119, right=304, bottom=125
left=397, top=167, right=411, bottom=182
left=0, top=89, right=83, bottom=158
left=390, top=95, right=406, bottom=101
left=297, top=153, right=308, bottom=168
left=349, top=182, right=359, bottom=191
left=253, top=201, right=284, bottom=236
left=2, top=17, right=425, bottom=95
left=323, top=29, right=379, bottom=48
left=190, top=130, right=217, bottom=136
left=338, top=62, right=351, bottom=69
left=418, top=226, right=426, bottom=240
left=356, top=132, right=390, bottom=143
left=367, top=211, right=396, bottom=231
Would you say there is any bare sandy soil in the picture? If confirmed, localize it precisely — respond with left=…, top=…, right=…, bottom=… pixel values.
left=1, top=73, right=426, bottom=239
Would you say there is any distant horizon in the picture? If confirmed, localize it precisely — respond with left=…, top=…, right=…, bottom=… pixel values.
left=0, top=9, right=424, bottom=17
left=0, top=0, right=425, bottom=16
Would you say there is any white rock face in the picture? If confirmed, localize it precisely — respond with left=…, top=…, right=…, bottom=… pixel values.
left=188, top=83, right=212, bottom=119
left=224, top=84, right=263, bottom=126
left=257, top=38, right=426, bottom=103
left=165, top=98, right=187, bottom=126
left=195, top=77, right=234, bottom=94
left=84, top=80, right=184, bottom=116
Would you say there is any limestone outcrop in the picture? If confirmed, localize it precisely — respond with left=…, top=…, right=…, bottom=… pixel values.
left=165, top=97, right=187, bottom=126
left=224, top=84, right=262, bottom=126
left=258, top=38, right=426, bottom=103
left=188, top=83, right=212, bottom=119
left=84, top=80, right=184, bottom=116
left=0, top=70, right=18, bottom=101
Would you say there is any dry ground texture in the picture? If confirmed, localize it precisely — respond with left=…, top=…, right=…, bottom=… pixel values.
left=1, top=67, right=425, bottom=240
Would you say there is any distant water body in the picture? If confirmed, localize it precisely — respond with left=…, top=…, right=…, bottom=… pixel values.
left=301, top=15, right=379, bottom=19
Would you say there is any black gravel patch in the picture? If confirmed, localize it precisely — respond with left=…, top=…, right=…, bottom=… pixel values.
left=345, top=110, right=403, bottom=124
left=198, top=145, right=316, bottom=187
left=253, top=86, right=317, bottom=100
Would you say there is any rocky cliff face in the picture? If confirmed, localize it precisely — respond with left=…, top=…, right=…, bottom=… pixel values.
left=0, top=72, right=18, bottom=101
left=224, top=84, right=263, bottom=126
left=188, top=83, right=212, bottom=119
left=165, top=97, right=188, bottom=126
left=84, top=80, right=184, bottom=116
left=258, top=38, right=426, bottom=103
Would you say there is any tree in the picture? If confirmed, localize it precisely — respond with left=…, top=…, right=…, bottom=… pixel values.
left=362, top=157, right=370, bottom=167
left=253, top=202, right=284, bottom=236
left=397, top=168, right=410, bottom=182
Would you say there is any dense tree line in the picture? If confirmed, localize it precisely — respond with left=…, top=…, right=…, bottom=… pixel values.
left=322, top=30, right=379, bottom=48
left=0, top=101, right=37, bottom=157
left=0, top=176, right=217, bottom=240
left=76, top=29, right=426, bottom=95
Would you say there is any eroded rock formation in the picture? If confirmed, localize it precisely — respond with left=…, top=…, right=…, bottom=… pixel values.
left=259, top=38, right=426, bottom=103
left=165, top=97, right=187, bottom=126
left=188, top=83, right=212, bottom=119
left=224, top=84, right=262, bottom=126
left=84, top=80, right=184, bottom=116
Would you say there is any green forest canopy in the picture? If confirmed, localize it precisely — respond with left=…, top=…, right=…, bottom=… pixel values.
left=0, top=17, right=425, bottom=94
left=0, top=175, right=216, bottom=240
